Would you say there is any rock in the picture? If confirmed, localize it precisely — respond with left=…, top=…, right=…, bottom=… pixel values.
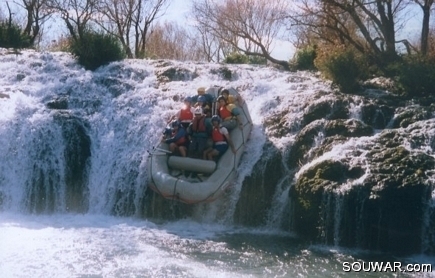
left=0, top=92, right=10, bottom=99
left=234, top=142, right=283, bottom=226
left=46, top=96, right=68, bottom=109
left=156, top=67, right=198, bottom=82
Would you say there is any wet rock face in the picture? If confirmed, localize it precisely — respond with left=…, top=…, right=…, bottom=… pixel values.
left=260, top=87, right=435, bottom=255
left=360, top=104, right=395, bottom=129
left=290, top=124, right=435, bottom=255
left=301, top=92, right=350, bottom=126
left=156, top=67, right=198, bottom=82
left=234, top=142, right=283, bottom=226
left=391, top=105, right=435, bottom=128
left=285, top=119, right=372, bottom=168
left=54, top=113, right=91, bottom=213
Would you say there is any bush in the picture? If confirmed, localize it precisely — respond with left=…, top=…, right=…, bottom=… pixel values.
left=389, top=55, right=435, bottom=97
left=315, top=47, right=368, bottom=94
left=224, top=52, right=249, bottom=64
left=293, top=45, right=317, bottom=70
left=0, top=21, right=31, bottom=49
left=69, top=31, right=125, bottom=71
left=248, top=55, right=267, bottom=65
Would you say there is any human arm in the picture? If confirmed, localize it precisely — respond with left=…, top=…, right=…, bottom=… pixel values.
left=165, top=128, right=186, bottom=144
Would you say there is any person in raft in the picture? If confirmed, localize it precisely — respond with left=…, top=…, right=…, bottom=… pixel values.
left=191, top=87, right=214, bottom=108
left=162, top=120, right=188, bottom=157
left=203, top=115, right=236, bottom=161
left=217, top=95, right=243, bottom=131
left=219, top=88, right=244, bottom=106
left=168, top=96, right=195, bottom=129
left=187, top=107, right=212, bottom=158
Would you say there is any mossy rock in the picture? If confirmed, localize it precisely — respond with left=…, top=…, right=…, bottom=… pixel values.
left=263, top=109, right=292, bottom=137
left=302, top=93, right=350, bottom=126
left=286, top=120, right=326, bottom=168
left=324, top=119, right=373, bottom=137
left=391, top=105, right=435, bottom=128
left=286, top=119, right=372, bottom=168
left=156, top=67, right=198, bottom=82
left=360, top=104, right=395, bottom=129
left=210, top=67, right=233, bottom=80
left=292, top=160, right=364, bottom=239
left=234, top=142, right=283, bottom=226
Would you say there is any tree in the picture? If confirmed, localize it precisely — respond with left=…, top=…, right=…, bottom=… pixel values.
left=95, top=0, right=138, bottom=58
left=16, top=0, right=54, bottom=45
left=290, top=0, right=410, bottom=63
left=94, top=0, right=168, bottom=58
left=46, top=0, right=97, bottom=43
left=191, top=0, right=291, bottom=69
left=146, top=21, right=204, bottom=61
left=412, top=0, right=434, bottom=55
left=133, top=0, right=168, bottom=58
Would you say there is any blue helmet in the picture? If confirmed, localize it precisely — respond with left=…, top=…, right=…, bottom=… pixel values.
left=184, top=96, right=192, bottom=103
left=197, top=95, right=206, bottom=102
left=211, top=115, right=221, bottom=123
left=171, top=120, right=180, bottom=128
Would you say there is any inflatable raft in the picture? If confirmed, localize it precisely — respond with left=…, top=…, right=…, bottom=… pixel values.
left=147, top=86, right=252, bottom=204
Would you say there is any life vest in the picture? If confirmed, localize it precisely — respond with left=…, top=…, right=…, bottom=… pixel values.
left=179, top=107, right=193, bottom=122
left=172, top=130, right=187, bottom=146
left=191, top=116, right=206, bottom=133
left=212, top=127, right=226, bottom=142
left=219, top=105, right=232, bottom=120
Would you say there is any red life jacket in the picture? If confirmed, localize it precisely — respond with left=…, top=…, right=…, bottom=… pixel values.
left=219, top=105, right=232, bottom=120
left=172, top=131, right=187, bottom=146
left=179, top=107, right=193, bottom=121
left=192, top=116, right=206, bottom=133
left=212, top=127, right=226, bottom=142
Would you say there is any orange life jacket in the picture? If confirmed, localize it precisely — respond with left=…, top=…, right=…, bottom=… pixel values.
left=219, top=105, right=232, bottom=120
left=212, top=127, right=226, bottom=142
left=179, top=108, right=193, bottom=121
left=191, top=116, right=206, bottom=133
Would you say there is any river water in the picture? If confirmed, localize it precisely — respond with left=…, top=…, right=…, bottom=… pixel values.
left=2, top=213, right=433, bottom=277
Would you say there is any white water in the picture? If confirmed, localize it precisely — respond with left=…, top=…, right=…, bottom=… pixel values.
left=1, top=49, right=434, bottom=277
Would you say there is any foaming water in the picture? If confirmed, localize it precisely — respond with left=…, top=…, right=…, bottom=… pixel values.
left=2, top=213, right=432, bottom=277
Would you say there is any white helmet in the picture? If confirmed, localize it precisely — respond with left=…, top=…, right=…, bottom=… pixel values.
left=194, top=107, right=203, bottom=115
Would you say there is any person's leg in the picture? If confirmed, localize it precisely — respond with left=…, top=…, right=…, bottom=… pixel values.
left=188, top=138, right=198, bottom=157
left=221, top=119, right=236, bottom=130
left=169, top=143, right=177, bottom=153
left=179, top=146, right=187, bottom=157
left=203, top=147, right=212, bottom=160
left=207, top=149, right=219, bottom=160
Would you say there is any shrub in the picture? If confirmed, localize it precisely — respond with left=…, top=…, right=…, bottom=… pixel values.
left=293, top=45, right=317, bottom=70
left=315, top=46, right=368, bottom=94
left=224, top=52, right=249, bottom=64
left=69, top=31, right=125, bottom=71
left=248, top=55, right=267, bottom=65
left=0, top=21, right=32, bottom=49
left=390, top=55, right=435, bottom=97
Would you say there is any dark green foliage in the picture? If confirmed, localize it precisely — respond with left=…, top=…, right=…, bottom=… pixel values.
left=316, top=49, right=368, bottom=94
left=0, top=21, right=32, bottom=49
left=387, top=55, right=435, bottom=97
left=224, top=52, right=249, bottom=64
left=248, top=55, right=267, bottom=65
left=293, top=46, right=317, bottom=70
left=69, top=31, right=125, bottom=71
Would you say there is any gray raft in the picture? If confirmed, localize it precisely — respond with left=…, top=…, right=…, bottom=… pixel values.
left=147, top=86, right=252, bottom=204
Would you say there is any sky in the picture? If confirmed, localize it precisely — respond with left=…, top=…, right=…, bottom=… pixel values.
left=163, top=0, right=296, bottom=60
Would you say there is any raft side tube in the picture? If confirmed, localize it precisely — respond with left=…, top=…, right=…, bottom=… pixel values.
left=167, top=156, right=217, bottom=174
